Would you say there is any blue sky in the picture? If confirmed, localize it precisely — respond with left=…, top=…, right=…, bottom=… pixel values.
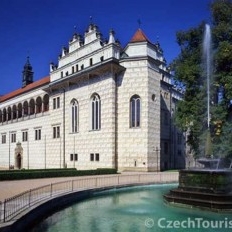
left=0, top=0, right=211, bottom=95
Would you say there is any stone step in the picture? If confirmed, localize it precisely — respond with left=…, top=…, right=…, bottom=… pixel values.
left=169, top=188, right=232, bottom=201
left=164, top=194, right=232, bottom=210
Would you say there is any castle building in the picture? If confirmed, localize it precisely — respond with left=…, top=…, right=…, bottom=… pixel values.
left=0, top=23, right=185, bottom=171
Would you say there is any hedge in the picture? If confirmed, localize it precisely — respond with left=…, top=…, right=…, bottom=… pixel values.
left=0, top=168, right=118, bottom=181
left=0, top=168, right=76, bottom=173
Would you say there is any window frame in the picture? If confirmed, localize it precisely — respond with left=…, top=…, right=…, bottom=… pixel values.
left=11, top=133, right=16, bottom=143
left=95, top=153, right=99, bottom=161
left=53, top=97, right=60, bottom=110
left=22, top=131, right=28, bottom=142
left=1, top=134, right=6, bottom=144
left=70, top=99, right=79, bottom=133
left=90, top=153, right=94, bottom=161
left=90, top=94, right=101, bottom=131
left=130, top=95, right=141, bottom=128
left=53, top=126, right=60, bottom=139
left=35, top=128, right=41, bottom=141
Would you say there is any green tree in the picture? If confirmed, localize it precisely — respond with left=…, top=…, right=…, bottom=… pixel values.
left=172, top=0, right=232, bottom=158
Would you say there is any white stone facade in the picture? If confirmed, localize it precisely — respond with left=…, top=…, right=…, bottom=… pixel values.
left=0, top=23, right=185, bottom=171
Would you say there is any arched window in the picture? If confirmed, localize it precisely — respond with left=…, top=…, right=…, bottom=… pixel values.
left=18, top=103, right=23, bottom=118
left=3, top=108, right=7, bottom=122
left=29, top=99, right=35, bottom=115
left=43, top=94, right=49, bottom=112
left=12, top=105, right=17, bottom=120
left=0, top=110, right=2, bottom=123
left=130, top=95, right=141, bottom=128
left=7, top=107, right=12, bottom=121
left=91, top=94, right=101, bottom=130
left=36, top=96, right=42, bottom=114
left=70, top=99, right=79, bottom=133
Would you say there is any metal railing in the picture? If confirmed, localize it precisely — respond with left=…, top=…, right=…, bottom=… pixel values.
left=0, top=172, right=178, bottom=223
left=0, top=201, right=2, bottom=223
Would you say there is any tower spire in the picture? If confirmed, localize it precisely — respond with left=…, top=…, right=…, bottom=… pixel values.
left=22, top=56, right=34, bottom=87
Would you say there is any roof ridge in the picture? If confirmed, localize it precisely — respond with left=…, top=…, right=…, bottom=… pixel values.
left=0, top=76, right=50, bottom=103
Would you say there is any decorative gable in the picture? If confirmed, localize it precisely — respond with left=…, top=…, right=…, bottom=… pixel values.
left=50, top=23, right=122, bottom=82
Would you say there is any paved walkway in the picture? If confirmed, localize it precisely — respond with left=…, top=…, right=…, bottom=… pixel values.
left=0, top=176, right=79, bottom=202
left=0, top=172, right=150, bottom=202
left=0, top=172, right=179, bottom=202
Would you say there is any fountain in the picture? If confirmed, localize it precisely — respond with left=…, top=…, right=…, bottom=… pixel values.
left=164, top=24, right=232, bottom=212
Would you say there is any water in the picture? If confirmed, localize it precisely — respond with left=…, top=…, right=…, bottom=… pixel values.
left=203, top=24, right=212, bottom=129
left=32, top=184, right=232, bottom=232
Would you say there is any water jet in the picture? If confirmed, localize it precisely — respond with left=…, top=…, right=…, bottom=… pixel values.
left=164, top=24, right=232, bottom=212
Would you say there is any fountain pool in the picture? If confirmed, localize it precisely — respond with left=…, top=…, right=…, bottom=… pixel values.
left=31, top=184, right=232, bottom=232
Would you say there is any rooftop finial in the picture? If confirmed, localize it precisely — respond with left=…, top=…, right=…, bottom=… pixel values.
left=90, top=16, right=93, bottom=24
left=156, top=36, right=160, bottom=46
left=137, top=18, right=142, bottom=28
left=27, top=50, right=30, bottom=61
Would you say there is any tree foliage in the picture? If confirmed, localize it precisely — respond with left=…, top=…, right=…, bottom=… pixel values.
left=172, top=0, right=232, bottom=158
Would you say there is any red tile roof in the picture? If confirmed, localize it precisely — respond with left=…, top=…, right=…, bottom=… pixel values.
left=0, top=76, right=50, bottom=103
left=130, top=28, right=151, bottom=43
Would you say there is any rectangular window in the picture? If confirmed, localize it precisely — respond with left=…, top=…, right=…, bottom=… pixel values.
left=100, top=56, right=104, bottom=62
left=90, top=153, right=94, bottom=161
left=76, top=64, right=79, bottom=72
left=22, top=131, right=28, bottom=142
left=81, top=64, right=84, bottom=70
left=89, top=58, right=93, bottom=66
left=35, top=129, right=41, bottom=140
left=95, top=153, right=99, bottom=161
left=70, top=154, right=78, bottom=161
left=61, top=71, right=63, bottom=78
left=53, top=98, right=56, bottom=109
left=53, top=127, right=56, bottom=138
left=57, top=97, right=60, bottom=108
left=90, top=153, right=100, bottom=161
left=2, top=134, right=6, bottom=144
left=72, top=66, right=75, bottom=73
left=53, top=126, right=60, bottom=139
left=57, top=126, right=60, bottom=138
left=11, top=133, right=16, bottom=143
left=53, top=97, right=60, bottom=109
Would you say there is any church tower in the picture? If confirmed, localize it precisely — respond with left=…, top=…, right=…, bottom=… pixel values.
left=22, top=56, right=33, bottom=87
